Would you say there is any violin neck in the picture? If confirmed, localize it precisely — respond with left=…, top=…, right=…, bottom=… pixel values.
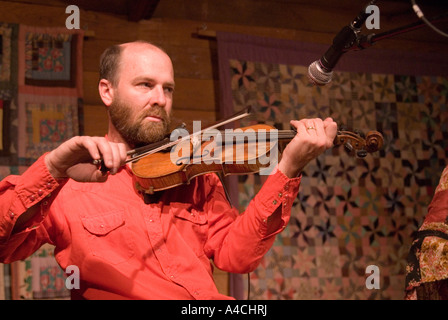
left=277, top=130, right=297, bottom=141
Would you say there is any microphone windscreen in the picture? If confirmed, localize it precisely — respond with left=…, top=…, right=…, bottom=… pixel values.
left=307, top=61, right=333, bottom=86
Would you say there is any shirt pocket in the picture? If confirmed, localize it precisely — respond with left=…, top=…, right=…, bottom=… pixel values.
left=170, top=203, right=208, bottom=257
left=81, top=210, right=134, bottom=265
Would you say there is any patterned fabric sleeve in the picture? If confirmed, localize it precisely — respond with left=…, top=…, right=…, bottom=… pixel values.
left=405, top=165, right=448, bottom=300
left=435, top=166, right=448, bottom=194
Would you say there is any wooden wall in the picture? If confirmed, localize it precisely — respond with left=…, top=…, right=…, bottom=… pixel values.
left=2, top=0, right=446, bottom=136
left=0, top=0, right=446, bottom=298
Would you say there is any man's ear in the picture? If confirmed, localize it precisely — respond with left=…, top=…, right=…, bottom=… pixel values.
left=98, top=79, right=114, bottom=107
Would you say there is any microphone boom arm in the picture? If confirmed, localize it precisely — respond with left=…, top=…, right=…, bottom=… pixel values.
left=351, top=13, right=448, bottom=51
left=320, top=0, right=379, bottom=71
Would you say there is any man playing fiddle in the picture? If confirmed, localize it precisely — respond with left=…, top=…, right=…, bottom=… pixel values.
left=0, top=41, right=337, bottom=299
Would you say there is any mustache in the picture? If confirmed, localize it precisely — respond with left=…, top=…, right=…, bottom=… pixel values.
left=139, top=106, right=170, bottom=121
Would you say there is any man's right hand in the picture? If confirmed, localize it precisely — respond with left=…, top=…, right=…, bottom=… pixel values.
left=44, top=136, right=128, bottom=182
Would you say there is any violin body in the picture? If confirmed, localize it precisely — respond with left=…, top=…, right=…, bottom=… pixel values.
left=132, top=124, right=279, bottom=194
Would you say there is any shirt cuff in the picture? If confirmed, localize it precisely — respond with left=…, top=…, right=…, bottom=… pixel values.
left=2, top=153, right=66, bottom=240
left=16, top=153, right=65, bottom=208
left=253, top=165, right=301, bottom=235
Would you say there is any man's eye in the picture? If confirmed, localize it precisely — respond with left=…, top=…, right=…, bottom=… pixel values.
left=165, top=87, right=174, bottom=93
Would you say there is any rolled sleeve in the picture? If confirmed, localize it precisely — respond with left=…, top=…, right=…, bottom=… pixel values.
left=0, top=153, right=64, bottom=243
left=253, top=166, right=301, bottom=238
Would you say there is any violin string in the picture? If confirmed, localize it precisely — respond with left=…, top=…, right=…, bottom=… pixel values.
left=129, top=125, right=360, bottom=163
left=128, top=130, right=296, bottom=169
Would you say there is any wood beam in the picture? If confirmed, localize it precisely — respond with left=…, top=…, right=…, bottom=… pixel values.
left=127, top=0, right=160, bottom=22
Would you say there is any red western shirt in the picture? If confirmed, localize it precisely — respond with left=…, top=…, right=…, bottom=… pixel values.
left=0, top=154, right=300, bottom=299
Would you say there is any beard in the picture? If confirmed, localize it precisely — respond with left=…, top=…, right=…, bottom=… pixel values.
left=109, top=97, right=171, bottom=148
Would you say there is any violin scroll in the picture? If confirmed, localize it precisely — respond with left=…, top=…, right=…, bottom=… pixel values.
left=334, top=129, right=383, bottom=158
left=365, top=131, right=384, bottom=153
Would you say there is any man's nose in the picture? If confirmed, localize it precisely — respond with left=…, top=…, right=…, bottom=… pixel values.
left=150, top=85, right=166, bottom=107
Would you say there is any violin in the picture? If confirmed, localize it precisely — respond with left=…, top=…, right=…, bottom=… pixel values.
left=118, top=107, right=384, bottom=194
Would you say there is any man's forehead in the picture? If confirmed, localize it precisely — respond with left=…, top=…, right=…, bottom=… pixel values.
left=120, top=44, right=171, bottom=68
left=117, top=43, right=174, bottom=82
left=121, top=42, right=165, bottom=58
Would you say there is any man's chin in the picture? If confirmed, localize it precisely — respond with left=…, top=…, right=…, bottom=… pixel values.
left=132, top=132, right=169, bottom=148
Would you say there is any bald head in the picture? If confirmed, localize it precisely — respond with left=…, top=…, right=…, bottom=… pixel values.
left=99, top=40, right=170, bottom=87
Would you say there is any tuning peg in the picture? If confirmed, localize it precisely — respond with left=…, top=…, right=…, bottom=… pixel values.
left=344, top=141, right=354, bottom=153
left=356, top=149, right=368, bottom=158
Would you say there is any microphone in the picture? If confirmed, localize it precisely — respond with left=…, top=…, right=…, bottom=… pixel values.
left=308, top=1, right=378, bottom=85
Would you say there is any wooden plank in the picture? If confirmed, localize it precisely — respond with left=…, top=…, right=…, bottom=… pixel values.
left=82, top=39, right=122, bottom=72
left=170, top=109, right=217, bottom=133
left=168, top=43, right=217, bottom=80
left=80, top=10, right=139, bottom=42
left=138, top=18, right=214, bottom=49
left=172, top=78, right=218, bottom=112
left=0, top=1, right=138, bottom=42
left=189, top=16, right=448, bottom=53
left=152, top=0, right=448, bottom=45
left=83, top=104, right=108, bottom=136
left=151, top=0, right=378, bottom=33
left=138, top=19, right=217, bottom=80
left=0, top=1, right=67, bottom=26
left=83, top=71, right=103, bottom=105
left=213, top=268, right=229, bottom=296
left=128, top=0, right=161, bottom=22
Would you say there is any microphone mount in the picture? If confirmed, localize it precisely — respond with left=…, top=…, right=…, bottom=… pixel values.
left=351, top=12, right=448, bottom=51
left=309, top=0, right=448, bottom=85
left=319, top=0, right=378, bottom=72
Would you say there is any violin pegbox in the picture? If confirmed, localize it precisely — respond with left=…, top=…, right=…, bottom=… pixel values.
left=334, top=128, right=383, bottom=158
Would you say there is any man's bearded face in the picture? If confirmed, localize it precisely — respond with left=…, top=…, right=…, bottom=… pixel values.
left=109, top=94, right=171, bottom=148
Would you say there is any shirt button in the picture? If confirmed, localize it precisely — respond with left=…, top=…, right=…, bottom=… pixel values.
left=30, top=195, right=36, bottom=202
left=278, top=192, right=283, bottom=197
left=272, top=200, right=277, bottom=205
left=9, top=211, right=15, bottom=219
left=38, top=189, right=44, bottom=196
left=46, top=182, right=52, bottom=189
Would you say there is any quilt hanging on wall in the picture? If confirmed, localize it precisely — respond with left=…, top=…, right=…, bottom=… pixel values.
left=217, top=32, right=448, bottom=300
left=0, top=23, right=84, bottom=300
